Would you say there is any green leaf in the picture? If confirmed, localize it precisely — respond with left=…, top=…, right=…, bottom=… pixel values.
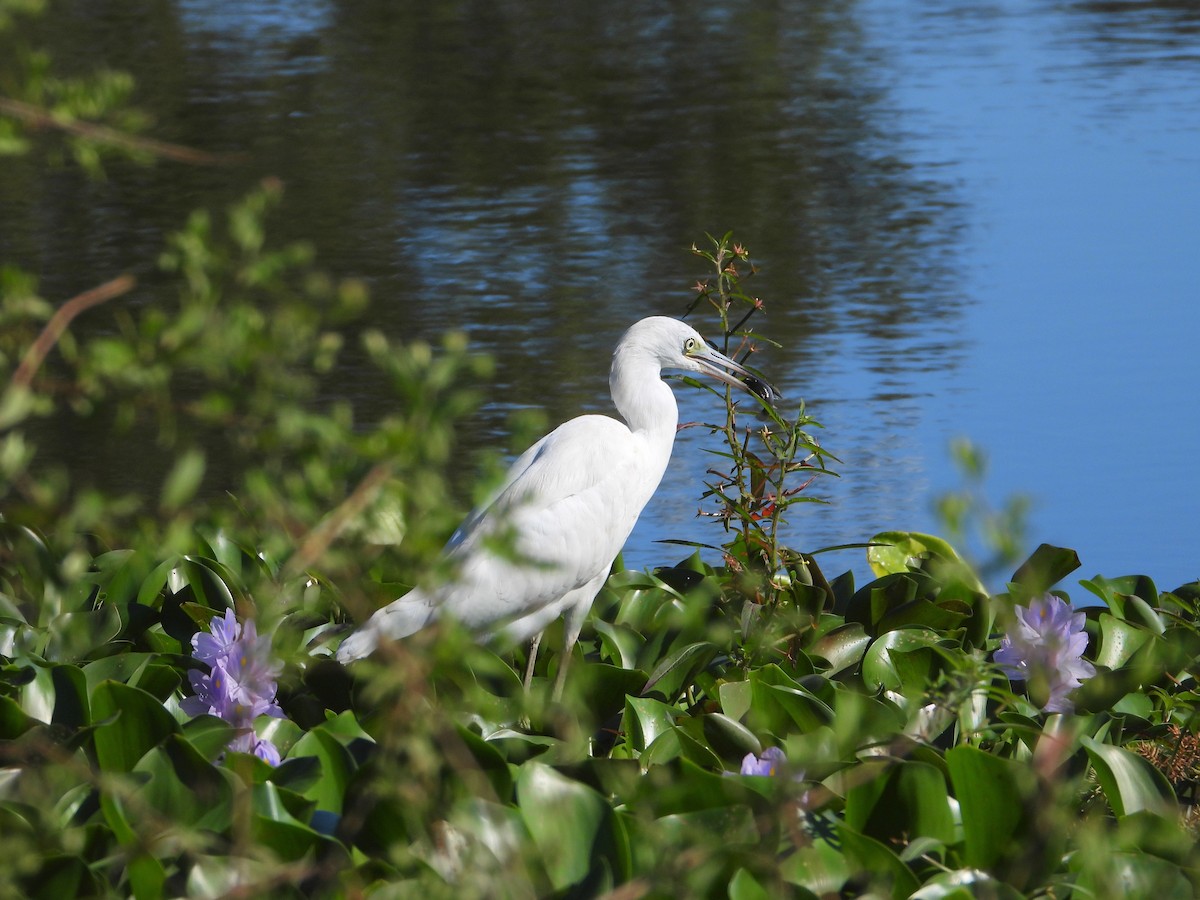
left=1080, top=736, right=1175, bottom=818
left=809, top=622, right=871, bottom=675
left=50, top=664, right=90, bottom=729
left=287, top=726, right=356, bottom=813
left=837, top=823, right=920, bottom=899
left=1010, top=543, right=1080, bottom=594
left=728, top=867, right=770, bottom=900
left=517, top=762, right=623, bottom=892
left=719, top=679, right=753, bottom=721
left=160, top=447, right=206, bottom=511
left=454, top=723, right=513, bottom=800
left=624, top=696, right=682, bottom=751
left=867, top=531, right=983, bottom=593
left=592, top=620, right=643, bottom=669
left=1095, top=614, right=1153, bottom=669
left=861, top=628, right=950, bottom=694
left=0, top=694, right=38, bottom=738
left=91, top=680, right=179, bottom=772
left=642, top=640, right=718, bottom=700
left=945, top=746, right=1033, bottom=869
left=845, top=760, right=955, bottom=847
left=251, top=781, right=326, bottom=861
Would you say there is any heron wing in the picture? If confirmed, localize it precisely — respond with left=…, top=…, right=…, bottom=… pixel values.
left=435, top=414, right=653, bottom=630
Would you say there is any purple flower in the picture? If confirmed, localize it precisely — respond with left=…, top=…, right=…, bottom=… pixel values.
left=193, top=607, right=241, bottom=667
left=229, top=731, right=282, bottom=766
left=994, top=593, right=1096, bottom=713
left=185, top=610, right=284, bottom=764
left=739, top=746, right=787, bottom=776
left=181, top=663, right=236, bottom=718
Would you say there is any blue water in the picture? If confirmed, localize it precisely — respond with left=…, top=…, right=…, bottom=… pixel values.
left=632, top=1, right=1200, bottom=591
left=9, top=1, right=1198, bottom=594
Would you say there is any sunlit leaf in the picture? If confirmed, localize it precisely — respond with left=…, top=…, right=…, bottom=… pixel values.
left=1080, top=736, right=1176, bottom=818
left=945, top=746, right=1034, bottom=870
left=517, top=762, right=625, bottom=892
left=91, top=680, right=179, bottom=772
left=1010, top=543, right=1080, bottom=594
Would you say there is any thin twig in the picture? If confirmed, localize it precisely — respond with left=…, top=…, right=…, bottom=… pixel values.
left=283, top=462, right=395, bottom=579
left=10, top=273, right=136, bottom=388
left=0, top=95, right=248, bottom=166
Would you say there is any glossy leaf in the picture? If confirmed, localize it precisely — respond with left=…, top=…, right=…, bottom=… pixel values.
left=945, top=746, right=1032, bottom=869
left=91, top=680, right=179, bottom=772
left=517, top=762, right=625, bottom=891
left=1010, top=543, right=1080, bottom=594
left=1080, top=736, right=1175, bottom=818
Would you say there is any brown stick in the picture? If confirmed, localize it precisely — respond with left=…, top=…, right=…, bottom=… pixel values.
left=283, top=461, right=396, bottom=579
left=10, top=273, right=137, bottom=389
left=0, top=95, right=248, bottom=166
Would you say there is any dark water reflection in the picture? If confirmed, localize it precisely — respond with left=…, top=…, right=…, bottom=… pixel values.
left=4, top=0, right=1197, bottom=586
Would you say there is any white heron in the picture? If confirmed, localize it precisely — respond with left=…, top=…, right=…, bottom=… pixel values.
left=336, top=316, right=774, bottom=697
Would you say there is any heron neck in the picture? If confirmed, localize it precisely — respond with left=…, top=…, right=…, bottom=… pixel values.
left=609, top=353, right=679, bottom=443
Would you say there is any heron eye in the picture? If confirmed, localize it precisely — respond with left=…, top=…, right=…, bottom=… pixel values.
left=683, top=337, right=697, bottom=353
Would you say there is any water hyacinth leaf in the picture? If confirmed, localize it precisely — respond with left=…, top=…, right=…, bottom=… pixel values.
left=867, top=531, right=984, bottom=593
left=641, top=640, right=718, bottom=699
left=592, top=620, right=643, bottom=669
left=909, top=870, right=1024, bottom=899
left=1095, top=613, right=1153, bottom=669
left=517, top=761, right=626, bottom=891
left=1010, top=544, right=1080, bottom=594
left=288, top=726, right=356, bottom=813
left=571, top=663, right=647, bottom=723
left=45, top=605, right=124, bottom=662
left=624, top=695, right=682, bottom=751
left=98, top=788, right=167, bottom=900
left=780, top=832, right=849, bottom=894
left=861, top=628, right=948, bottom=694
left=845, top=761, right=955, bottom=848
left=845, top=573, right=921, bottom=631
left=0, top=694, right=38, bottom=738
left=747, top=666, right=834, bottom=734
left=91, top=680, right=179, bottom=772
left=136, top=741, right=232, bottom=832
left=1080, top=573, right=1161, bottom=612
left=81, top=657, right=157, bottom=691
left=251, top=781, right=327, bottom=862
left=719, top=679, right=753, bottom=722
left=809, top=622, right=871, bottom=675
left=945, top=746, right=1032, bottom=869
left=728, top=867, right=770, bottom=900
left=177, top=556, right=241, bottom=612
left=23, top=854, right=104, bottom=900
left=182, top=714, right=237, bottom=761
left=50, top=663, right=89, bottom=728
left=700, top=712, right=762, bottom=759
left=641, top=724, right=722, bottom=769
left=877, top=597, right=970, bottom=635
left=454, top=723, right=513, bottom=800
left=135, top=557, right=178, bottom=608
left=836, top=823, right=920, bottom=900
left=1074, top=852, right=1194, bottom=900
left=1080, top=736, right=1175, bottom=818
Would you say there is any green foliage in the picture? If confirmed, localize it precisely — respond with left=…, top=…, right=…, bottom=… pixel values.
left=3, top=25, right=1200, bottom=897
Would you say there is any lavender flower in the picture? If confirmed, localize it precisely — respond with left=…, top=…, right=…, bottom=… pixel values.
left=738, top=746, right=787, bottom=776
left=184, top=610, right=284, bottom=764
left=994, top=593, right=1095, bottom=713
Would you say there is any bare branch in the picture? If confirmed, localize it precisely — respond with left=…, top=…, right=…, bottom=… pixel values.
left=0, top=95, right=248, bottom=166
left=10, top=273, right=136, bottom=389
